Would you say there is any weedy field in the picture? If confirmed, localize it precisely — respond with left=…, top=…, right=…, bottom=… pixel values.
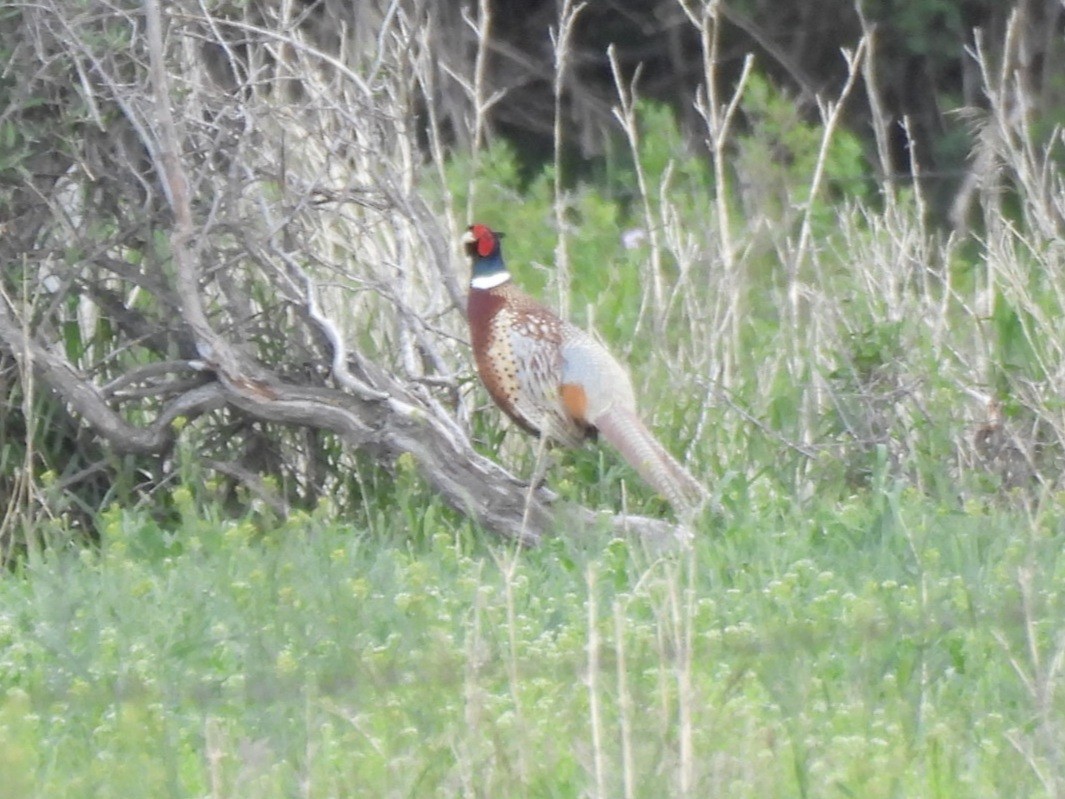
left=4, top=3, right=1065, bottom=797
left=2, top=479, right=1063, bottom=797
left=6, top=122, right=1065, bottom=793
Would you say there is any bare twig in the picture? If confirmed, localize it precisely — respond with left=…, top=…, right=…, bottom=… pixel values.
left=550, top=0, right=586, bottom=320
left=608, top=48, right=663, bottom=337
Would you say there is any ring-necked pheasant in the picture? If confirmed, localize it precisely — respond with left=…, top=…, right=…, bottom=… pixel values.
left=463, top=223, right=706, bottom=514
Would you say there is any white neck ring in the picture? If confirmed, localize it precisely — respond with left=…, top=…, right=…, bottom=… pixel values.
left=470, top=272, right=511, bottom=290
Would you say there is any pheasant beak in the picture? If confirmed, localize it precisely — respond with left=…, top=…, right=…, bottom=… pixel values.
left=461, top=229, right=476, bottom=246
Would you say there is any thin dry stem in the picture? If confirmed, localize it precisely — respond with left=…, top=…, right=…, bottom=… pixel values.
left=608, top=46, right=664, bottom=337
left=550, top=0, right=587, bottom=320
left=613, top=600, right=637, bottom=799
left=586, top=564, right=607, bottom=799
left=495, top=546, right=530, bottom=783
left=464, top=0, right=495, bottom=221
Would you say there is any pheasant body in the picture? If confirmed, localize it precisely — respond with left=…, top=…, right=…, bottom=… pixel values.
left=464, top=223, right=705, bottom=514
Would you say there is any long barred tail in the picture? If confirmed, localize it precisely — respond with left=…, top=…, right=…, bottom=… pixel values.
left=594, top=406, right=708, bottom=515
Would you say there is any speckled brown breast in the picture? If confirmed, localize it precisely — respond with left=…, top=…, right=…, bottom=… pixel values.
left=467, top=283, right=591, bottom=446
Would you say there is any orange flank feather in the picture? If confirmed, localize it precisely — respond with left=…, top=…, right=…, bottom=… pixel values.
left=560, top=382, right=589, bottom=424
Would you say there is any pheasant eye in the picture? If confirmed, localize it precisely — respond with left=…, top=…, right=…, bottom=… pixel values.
left=477, top=232, right=495, bottom=258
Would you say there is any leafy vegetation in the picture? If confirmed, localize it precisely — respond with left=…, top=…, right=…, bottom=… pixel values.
left=3, top=1, right=1065, bottom=795
left=2, top=484, right=1063, bottom=797
left=6, top=85, right=1065, bottom=791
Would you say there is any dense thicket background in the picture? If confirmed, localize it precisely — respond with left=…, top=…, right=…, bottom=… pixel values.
left=2, top=0, right=1062, bottom=546
left=462, top=0, right=1064, bottom=219
left=4, top=2, right=1065, bottom=796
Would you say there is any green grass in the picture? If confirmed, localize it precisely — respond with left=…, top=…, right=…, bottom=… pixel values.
left=2, top=482, right=1062, bottom=797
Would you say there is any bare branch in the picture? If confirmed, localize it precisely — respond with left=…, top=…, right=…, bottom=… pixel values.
left=0, top=289, right=224, bottom=454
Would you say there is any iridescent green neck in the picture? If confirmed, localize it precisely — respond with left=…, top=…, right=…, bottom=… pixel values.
left=470, top=249, right=511, bottom=290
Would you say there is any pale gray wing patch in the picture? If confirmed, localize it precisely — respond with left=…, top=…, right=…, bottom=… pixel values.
left=508, top=319, right=585, bottom=446
left=560, top=325, right=637, bottom=422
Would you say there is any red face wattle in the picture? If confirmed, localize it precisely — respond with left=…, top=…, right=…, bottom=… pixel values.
left=466, top=223, right=500, bottom=258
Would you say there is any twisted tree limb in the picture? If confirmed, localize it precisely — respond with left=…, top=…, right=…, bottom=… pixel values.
left=0, top=294, right=226, bottom=455
left=0, top=274, right=687, bottom=545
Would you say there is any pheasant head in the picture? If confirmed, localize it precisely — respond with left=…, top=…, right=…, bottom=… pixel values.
left=463, top=224, right=510, bottom=290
